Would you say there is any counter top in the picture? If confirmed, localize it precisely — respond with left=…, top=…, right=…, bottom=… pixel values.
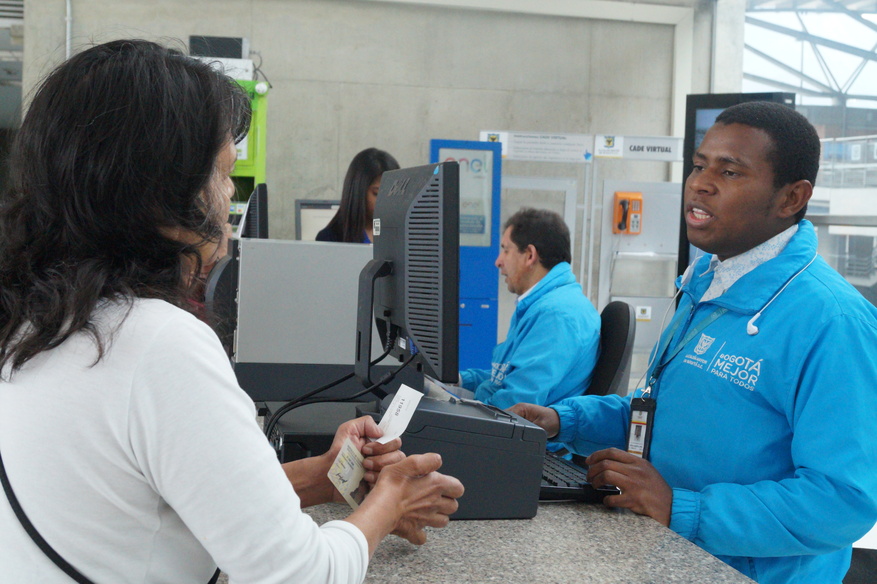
left=305, top=501, right=755, bottom=584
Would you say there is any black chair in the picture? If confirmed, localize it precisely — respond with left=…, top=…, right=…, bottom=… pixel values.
left=568, top=301, right=636, bottom=467
left=584, top=300, right=636, bottom=397
left=844, top=548, right=877, bottom=584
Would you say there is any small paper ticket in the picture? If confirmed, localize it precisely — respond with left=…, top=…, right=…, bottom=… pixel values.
left=328, top=385, right=423, bottom=509
left=327, top=437, right=368, bottom=509
left=375, top=384, right=423, bottom=444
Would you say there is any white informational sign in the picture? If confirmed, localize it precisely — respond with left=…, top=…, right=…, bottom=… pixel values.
left=623, top=136, right=683, bottom=162
left=480, top=130, right=593, bottom=163
left=480, top=131, right=682, bottom=162
left=594, top=135, right=624, bottom=158
left=438, top=147, right=494, bottom=247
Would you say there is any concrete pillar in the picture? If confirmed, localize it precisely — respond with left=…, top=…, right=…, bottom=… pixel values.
left=711, top=0, right=746, bottom=93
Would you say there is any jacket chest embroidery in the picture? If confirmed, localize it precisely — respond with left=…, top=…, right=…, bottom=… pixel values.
left=681, top=333, right=762, bottom=392
left=491, top=361, right=510, bottom=384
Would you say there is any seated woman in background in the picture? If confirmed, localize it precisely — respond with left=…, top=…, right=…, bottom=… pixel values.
left=0, top=39, right=462, bottom=584
left=316, top=147, right=399, bottom=243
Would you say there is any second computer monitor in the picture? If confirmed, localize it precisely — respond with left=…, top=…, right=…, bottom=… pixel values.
left=355, top=161, right=460, bottom=389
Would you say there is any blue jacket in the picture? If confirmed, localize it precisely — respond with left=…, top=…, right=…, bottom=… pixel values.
left=460, top=262, right=600, bottom=410
left=553, top=221, right=877, bottom=584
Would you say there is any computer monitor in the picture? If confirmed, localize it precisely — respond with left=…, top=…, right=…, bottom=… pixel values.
left=355, top=162, right=460, bottom=393
left=238, top=183, right=269, bottom=239
left=678, top=92, right=795, bottom=272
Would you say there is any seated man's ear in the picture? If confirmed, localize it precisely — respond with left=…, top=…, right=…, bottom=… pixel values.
left=777, top=179, right=813, bottom=220
left=525, top=244, right=541, bottom=267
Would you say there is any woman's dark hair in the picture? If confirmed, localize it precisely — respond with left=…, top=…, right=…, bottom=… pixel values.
left=325, top=147, right=399, bottom=242
left=0, top=39, right=251, bottom=373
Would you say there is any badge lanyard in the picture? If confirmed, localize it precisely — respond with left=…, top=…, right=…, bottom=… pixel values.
left=627, top=306, right=728, bottom=460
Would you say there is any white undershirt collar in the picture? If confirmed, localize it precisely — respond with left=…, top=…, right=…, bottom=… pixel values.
left=699, top=223, right=798, bottom=303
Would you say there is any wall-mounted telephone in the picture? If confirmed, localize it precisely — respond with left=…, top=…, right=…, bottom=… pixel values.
left=612, top=191, right=643, bottom=235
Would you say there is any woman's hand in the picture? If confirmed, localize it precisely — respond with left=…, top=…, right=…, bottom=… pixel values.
left=286, top=415, right=404, bottom=507
left=323, top=416, right=405, bottom=501
left=383, top=454, right=464, bottom=544
left=350, top=453, right=464, bottom=551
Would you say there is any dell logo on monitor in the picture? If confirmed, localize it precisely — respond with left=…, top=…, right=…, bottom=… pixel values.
left=384, top=177, right=410, bottom=198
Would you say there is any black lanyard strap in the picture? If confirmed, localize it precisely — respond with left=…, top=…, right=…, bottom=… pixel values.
left=645, top=306, right=728, bottom=394
left=1, top=445, right=221, bottom=584
left=0, top=447, right=95, bottom=583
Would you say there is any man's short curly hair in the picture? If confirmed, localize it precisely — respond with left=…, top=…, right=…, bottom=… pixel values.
left=714, top=101, right=820, bottom=221
left=503, top=208, right=571, bottom=270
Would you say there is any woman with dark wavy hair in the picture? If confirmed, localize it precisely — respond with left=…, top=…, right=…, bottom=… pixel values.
left=0, top=40, right=461, bottom=584
left=316, top=147, right=399, bottom=243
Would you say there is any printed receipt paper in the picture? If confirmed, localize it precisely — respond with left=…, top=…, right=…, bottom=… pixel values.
left=328, top=384, right=423, bottom=509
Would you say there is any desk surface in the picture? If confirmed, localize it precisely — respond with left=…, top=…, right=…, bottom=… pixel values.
left=305, top=501, right=754, bottom=584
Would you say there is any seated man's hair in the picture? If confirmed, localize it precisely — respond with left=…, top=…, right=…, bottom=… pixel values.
left=715, top=101, right=821, bottom=221
left=504, top=208, right=571, bottom=270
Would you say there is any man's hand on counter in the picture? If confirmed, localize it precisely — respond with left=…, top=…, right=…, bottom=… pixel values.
left=586, top=448, right=673, bottom=527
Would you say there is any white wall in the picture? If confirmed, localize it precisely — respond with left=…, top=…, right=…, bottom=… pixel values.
left=22, top=0, right=732, bottom=240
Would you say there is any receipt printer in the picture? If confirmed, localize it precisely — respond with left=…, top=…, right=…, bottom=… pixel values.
left=360, top=396, right=547, bottom=520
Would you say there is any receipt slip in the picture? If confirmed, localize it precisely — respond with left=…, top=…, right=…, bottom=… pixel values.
left=374, top=384, right=423, bottom=444
left=328, top=384, right=423, bottom=508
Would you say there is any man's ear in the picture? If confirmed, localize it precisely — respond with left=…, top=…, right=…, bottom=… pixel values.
left=777, top=179, right=813, bottom=220
left=525, top=244, right=540, bottom=268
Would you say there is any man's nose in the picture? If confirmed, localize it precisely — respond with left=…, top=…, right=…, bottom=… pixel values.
left=687, top=169, right=715, bottom=195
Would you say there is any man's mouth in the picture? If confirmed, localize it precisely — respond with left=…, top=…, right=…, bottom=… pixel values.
left=687, top=206, right=713, bottom=226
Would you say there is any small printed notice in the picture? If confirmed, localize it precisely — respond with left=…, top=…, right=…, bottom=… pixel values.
left=374, top=384, right=423, bottom=444
left=595, top=135, right=624, bottom=158
left=480, top=130, right=593, bottom=163
left=328, top=437, right=368, bottom=509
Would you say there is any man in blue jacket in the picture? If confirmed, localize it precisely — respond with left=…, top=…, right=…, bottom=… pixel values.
left=459, top=208, right=600, bottom=410
left=511, top=102, right=877, bottom=584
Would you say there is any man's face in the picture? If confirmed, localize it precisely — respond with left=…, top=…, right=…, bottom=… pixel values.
left=684, top=123, right=794, bottom=261
left=495, top=226, right=530, bottom=295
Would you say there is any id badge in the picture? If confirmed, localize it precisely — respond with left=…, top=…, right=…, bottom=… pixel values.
left=627, top=397, right=656, bottom=460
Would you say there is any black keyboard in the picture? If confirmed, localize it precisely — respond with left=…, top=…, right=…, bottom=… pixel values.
left=540, top=451, right=621, bottom=502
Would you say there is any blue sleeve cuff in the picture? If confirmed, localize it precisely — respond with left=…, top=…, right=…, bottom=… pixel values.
left=669, top=488, right=701, bottom=541
left=553, top=404, right=578, bottom=443
left=459, top=370, right=476, bottom=390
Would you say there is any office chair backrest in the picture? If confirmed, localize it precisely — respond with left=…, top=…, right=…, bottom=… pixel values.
left=584, top=300, right=636, bottom=397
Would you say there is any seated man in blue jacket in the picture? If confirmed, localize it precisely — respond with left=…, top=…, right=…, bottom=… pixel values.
left=459, top=208, right=600, bottom=410
left=511, top=102, right=877, bottom=584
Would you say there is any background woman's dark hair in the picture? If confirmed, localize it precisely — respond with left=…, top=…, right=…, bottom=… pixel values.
left=0, top=39, right=251, bottom=373
left=325, top=147, right=399, bottom=242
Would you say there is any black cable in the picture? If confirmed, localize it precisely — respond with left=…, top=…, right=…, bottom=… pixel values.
left=249, top=50, right=274, bottom=88
left=264, top=350, right=416, bottom=442
left=262, top=343, right=392, bottom=439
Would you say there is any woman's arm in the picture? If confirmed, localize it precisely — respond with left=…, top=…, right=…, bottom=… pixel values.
left=281, top=415, right=464, bottom=557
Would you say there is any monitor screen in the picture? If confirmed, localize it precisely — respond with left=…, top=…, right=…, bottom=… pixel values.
left=355, top=162, right=460, bottom=392
left=679, top=93, right=795, bottom=272
left=239, top=183, right=269, bottom=239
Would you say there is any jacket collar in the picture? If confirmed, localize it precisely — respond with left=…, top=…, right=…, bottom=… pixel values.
left=516, top=262, right=577, bottom=313
left=681, top=220, right=818, bottom=313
